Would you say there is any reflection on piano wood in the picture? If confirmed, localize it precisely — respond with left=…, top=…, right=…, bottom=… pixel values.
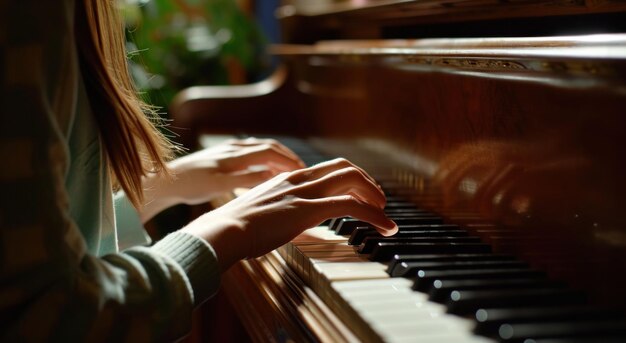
left=202, top=134, right=626, bottom=342
left=171, top=2, right=626, bottom=341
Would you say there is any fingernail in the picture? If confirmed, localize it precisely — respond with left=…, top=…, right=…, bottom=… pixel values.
left=248, top=164, right=270, bottom=172
left=381, top=224, right=398, bottom=237
left=385, top=218, right=397, bottom=230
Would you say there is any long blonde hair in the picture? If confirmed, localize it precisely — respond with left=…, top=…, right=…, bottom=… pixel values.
left=75, top=0, right=176, bottom=207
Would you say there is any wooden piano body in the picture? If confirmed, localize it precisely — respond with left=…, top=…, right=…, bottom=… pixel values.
left=170, top=2, right=626, bottom=342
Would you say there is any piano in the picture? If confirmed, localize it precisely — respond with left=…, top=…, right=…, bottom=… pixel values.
left=170, top=1, right=626, bottom=342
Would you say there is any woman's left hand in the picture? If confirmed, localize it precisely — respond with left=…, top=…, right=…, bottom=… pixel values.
left=139, top=138, right=305, bottom=222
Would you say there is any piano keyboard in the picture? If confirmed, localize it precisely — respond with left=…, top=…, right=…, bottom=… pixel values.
left=278, top=226, right=494, bottom=343
left=270, top=137, right=626, bottom=343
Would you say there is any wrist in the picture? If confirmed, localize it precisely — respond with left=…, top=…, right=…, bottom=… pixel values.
left=181, top=214, right=247, bottom=272
left=139, top=172, right=179, bottom=223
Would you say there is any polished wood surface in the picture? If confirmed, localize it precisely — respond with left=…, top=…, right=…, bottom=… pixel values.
left=279, top=0, right=626, bottom=19
left=170, top=4, right=626, bottom=341
left=278, top=0, right=626, bottom=42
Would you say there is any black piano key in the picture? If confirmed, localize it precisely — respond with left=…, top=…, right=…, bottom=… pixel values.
left=333, top=216, right=443, bottom=235
left=391, top=260, right=528, bottom=277
left=358, top=236, right=481, bottom=254
left=351, top=224, right=467, bottom=244
left=320, top=219, right=332, bottom=226
left=383, top=202, right=422, bottom=209
left=380, top=211, right=436, bottom=217
left=474, top=306, right=625, bottom=336
left=370, top=242, right=492, bottom=262
left=384, top=208, right=430, bottom=214
left=412, top=268, right=545, bottom=292
left=386, top=253, right=516, bottom=275
left=383, top=230, right=469, bottom=239
left=429, top=278, right=561, bottom=303
left=382, top=196, right=411, bottom=202
left=348, top=227, right=378, bottom=245
left=327, top=217, right=341, bottom=232
left=498, top=319, right=626, bottom=342
left=446, top=288, right=586, bottom=316
left=396, top=224, right=461, bottom=231
left=349, top=228, right=468, bottom=246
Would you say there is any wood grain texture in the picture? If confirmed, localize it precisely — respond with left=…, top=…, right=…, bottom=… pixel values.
left=171, top=35, right=626, bottom=309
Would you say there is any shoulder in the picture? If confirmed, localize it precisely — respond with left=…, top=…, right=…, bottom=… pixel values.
left=1, top=0, right=79, bottom=137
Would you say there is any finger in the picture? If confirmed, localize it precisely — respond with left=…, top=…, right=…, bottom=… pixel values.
left=229, top=138, right=305, bottom=167
left=288, top=158, right=378, bottom=187
left=295, top=166, right=386, bottom=209
left=223, top=144, right=304, bottom=172
left=227, top=166, right=277, bottom=189
left=304, top=195, right=398, bottom=236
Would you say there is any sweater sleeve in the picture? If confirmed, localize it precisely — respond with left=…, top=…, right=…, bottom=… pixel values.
left=0, top=1, right=220, bottom=341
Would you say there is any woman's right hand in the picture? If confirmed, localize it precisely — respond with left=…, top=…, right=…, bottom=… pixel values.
left=181, top=158, right=398, bottom=271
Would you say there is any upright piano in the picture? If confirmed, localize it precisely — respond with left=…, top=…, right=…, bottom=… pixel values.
left=170, top=1, right=626, bottom=342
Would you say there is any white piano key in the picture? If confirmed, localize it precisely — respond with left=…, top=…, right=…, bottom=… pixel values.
left=285, top=225, right=498, bottom=342
left=314, top=262, right=389, bottom=281
left=331, top=277, right=414, bottom=292
left=330, top=275, right=496, bottom=342
left=310, top=256, right=370, bottom=263
left=292, top=226, right=348, bottom=244
left=297, top=243, right=355, bottom=253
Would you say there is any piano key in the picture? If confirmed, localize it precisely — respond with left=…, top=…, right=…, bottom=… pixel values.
left=296, top=243, right=355, bottom=254
left=332, top=216, right=444, bottom=235
left=430, top=278, right=562, bottom=303
left=331, top=279, right=496, bottom=343
left=370, top=242, right=492, bottom=262
left=349, top=228, right=468, bottom=246
left=387, top=253, right=516, bottom=275
left=383, top=196, right=413, bottom=202
left=474, top=306, right=625, bottom=336
left=446, top=288, right=587, bottom=315
left=391, top=260, right=528, bottom=277
left=358, top=236, right=482, bottom=254
left=313, top=262, right=389, bottom=282
left=384, top=202, right=423, bottom=209
left=291, top=226, right=348, bottom=244
left=384, top=208, right=431, bottom=214
left=282, top=227, right=496, bottom=342
left=497, top=319, right=626, bottom=342
left=272, top=137, right=625, bottom=342
left=383, top=210, right=434, bottom=217
left=412, top=268, right=545, bottom=292
left=394, top=224, right=461, bottom=231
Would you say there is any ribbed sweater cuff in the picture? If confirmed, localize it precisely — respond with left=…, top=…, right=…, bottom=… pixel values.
left=152, top=232, right=220, bottom=306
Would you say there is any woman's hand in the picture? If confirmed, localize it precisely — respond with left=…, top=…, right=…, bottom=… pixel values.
left=139, top=138, right=305, bottom=222
left=181, top=158, right=398, bottom=272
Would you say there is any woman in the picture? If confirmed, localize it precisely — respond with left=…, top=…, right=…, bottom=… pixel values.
left=0, top=0, right=397, bottom=341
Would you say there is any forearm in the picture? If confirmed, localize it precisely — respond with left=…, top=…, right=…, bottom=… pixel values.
left=181, top=214, right=247, bottom=273
left=138, top=172, right=179, bottom=223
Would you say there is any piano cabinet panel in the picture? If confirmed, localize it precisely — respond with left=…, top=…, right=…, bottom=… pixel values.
left=294, top=59, right=626, bottom=306
left=279, top=1, right=626, bottom=44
